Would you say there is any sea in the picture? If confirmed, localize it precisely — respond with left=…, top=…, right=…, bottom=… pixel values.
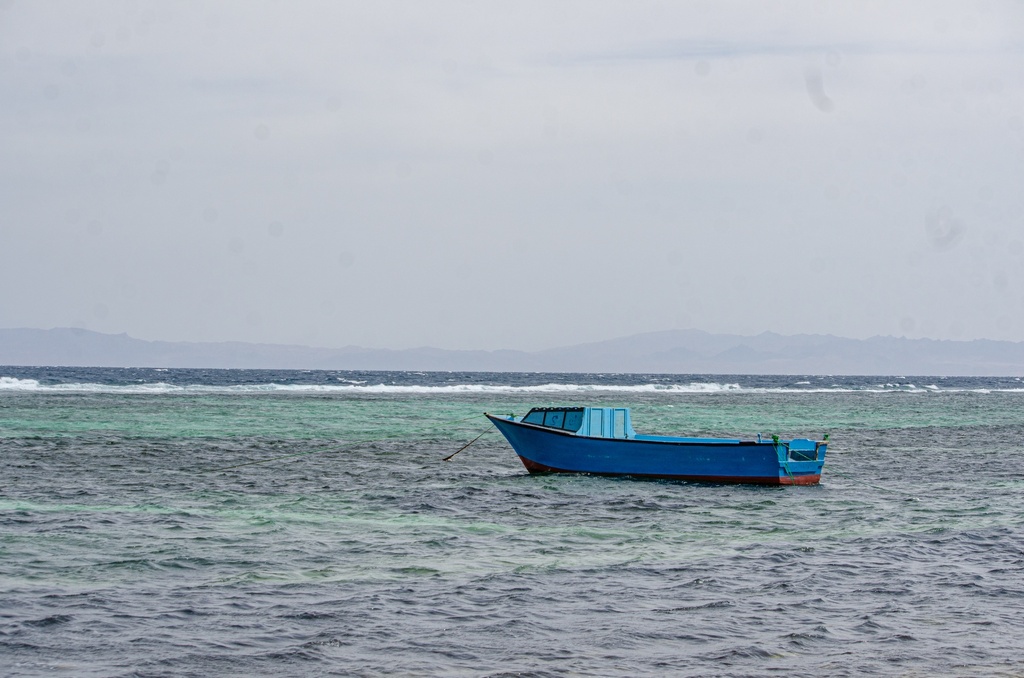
left=1, top=367, right=1023, bottom=677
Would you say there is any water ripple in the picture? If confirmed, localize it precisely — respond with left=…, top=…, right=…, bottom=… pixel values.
left=2, top=377, right=1024, bottom=675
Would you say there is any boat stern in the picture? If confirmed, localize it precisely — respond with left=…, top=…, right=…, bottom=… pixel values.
left=776, top=437, right=827, bottom=485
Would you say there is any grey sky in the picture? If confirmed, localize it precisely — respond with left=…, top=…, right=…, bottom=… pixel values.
left=2, top=0, right=1023, bottom=351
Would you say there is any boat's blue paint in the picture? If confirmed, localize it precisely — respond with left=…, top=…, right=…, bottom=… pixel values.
left=486, top=407, right=827, bottom=485
left=634, top=435, right=743, bottom=444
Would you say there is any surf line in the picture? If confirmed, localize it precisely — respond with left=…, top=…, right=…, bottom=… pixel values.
left=201, top=412, right=496, bottom=473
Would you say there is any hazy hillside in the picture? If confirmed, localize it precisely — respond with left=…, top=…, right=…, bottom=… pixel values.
left=2, top=327, right=1024, bottom=375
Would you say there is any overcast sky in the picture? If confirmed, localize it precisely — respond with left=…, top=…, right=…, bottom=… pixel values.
left=2, top=1, right=1023, bottom=351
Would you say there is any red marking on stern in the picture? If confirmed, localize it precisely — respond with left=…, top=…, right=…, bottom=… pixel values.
left=778, top=473, right=821, bottom=486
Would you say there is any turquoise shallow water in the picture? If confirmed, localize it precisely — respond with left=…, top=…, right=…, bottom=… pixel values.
left=1, top=369, right=1024, bottom=676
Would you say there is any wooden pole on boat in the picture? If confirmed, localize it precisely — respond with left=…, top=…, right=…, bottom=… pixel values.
left=442, top=429, right=490, bottom=462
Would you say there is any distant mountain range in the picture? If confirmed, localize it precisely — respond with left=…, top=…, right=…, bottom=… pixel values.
left=2, top=327, right=1024, bottom=375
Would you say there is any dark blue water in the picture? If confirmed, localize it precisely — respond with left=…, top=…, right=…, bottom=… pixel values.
left=2, top=368, right=1023, bottom=676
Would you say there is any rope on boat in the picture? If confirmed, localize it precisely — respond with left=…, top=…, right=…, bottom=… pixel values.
left=441, top=412, right=519, bottom=461
left=201, top=412, right=493, bottom=473
left=771, top=434, right=798, bottom=483
left=441, top=427, right=493, bottom=462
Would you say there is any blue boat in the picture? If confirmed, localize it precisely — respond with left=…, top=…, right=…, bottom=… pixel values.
left=486, top=407, right=827, bottom=485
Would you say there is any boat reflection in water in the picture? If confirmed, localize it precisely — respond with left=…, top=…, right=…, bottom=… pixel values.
left=486, top=407, right=827, bottom=485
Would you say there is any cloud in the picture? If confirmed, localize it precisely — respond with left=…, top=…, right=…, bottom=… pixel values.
left=2, top=0, right=1024, bottom=348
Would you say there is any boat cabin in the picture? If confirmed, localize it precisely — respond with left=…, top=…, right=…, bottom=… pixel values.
left=521, top=406, right=636, bottom=439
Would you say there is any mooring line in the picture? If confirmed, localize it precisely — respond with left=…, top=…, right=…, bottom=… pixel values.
left=442, top=428, right=493, bottom=462
left=827, top=470, right=921, bottom=498
left=201, top=411, right=492, bottom=473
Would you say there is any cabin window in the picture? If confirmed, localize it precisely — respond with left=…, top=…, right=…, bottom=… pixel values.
left=543, top=411, right=565, bottom=428
left=523, top=408, right=585, bottom=431
left=613, top=409, right=626, bottom=438
left=523, top=410, right=544, bottom=425
left=589, top=409, right=603, bottom=436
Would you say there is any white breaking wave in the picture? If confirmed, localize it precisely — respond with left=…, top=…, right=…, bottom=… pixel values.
left=0, top=379, right=742, bottom=394
left=0, top=377, right=42, bottom=390
left=2, top=376, right=1024, bottom=395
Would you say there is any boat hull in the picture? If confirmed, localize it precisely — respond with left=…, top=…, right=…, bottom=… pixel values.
left=487, top=414, right=825, bottom=486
